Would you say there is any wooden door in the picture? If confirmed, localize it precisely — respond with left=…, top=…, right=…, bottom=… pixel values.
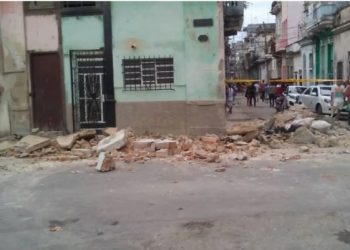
left=30, top=53, right=64, bottom=130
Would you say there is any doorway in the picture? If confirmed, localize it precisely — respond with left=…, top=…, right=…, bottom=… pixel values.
left=30, top=53, right=64, bottom=131
left=70, top=50, right=116, bottom=130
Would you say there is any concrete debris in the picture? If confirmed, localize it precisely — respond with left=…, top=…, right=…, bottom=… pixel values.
left=200, top=134, right=220, bottom=143
left=96, top=152, right=115, bottom=172
left=97, top=129, right=128, bottom=153
left=103, top=127, right=118, bottom=136
left=310, top=120, right=332, bottom=133
left=226, top=124, right=259, bottom=136
left=291, top=127, right=317, bottom=145
left=0, top=140, right=16, bottom=152
left=14, top=135, right=51, bottom=153
left=56, top=133, right=79, bottom=150
left=206, top=153, right=220, bottom=163
left=235, top=141, right=248, bottom=146
left=215, top=167, right=226, bottom=172
left=194, top=149, right=207, bottom=159
left=299, top=146, right=310, bottom=153
left=156, top=149, right=169, bottom=158
left=242, top=130, right=260, bottom=143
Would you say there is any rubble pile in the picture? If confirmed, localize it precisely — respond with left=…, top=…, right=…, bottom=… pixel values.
left=0, top=104, right=349, bottom=171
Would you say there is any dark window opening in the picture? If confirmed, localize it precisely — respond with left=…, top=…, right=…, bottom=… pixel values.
left=122, top=57, right=174, bottom=91
left=62, top=1, right=96, bottom=8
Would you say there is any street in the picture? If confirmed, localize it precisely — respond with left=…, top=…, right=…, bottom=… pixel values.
left=1, top=151, right=350, bottom=250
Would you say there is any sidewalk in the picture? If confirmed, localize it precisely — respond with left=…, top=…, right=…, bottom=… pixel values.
left=226, top=93, right=276, bottom=121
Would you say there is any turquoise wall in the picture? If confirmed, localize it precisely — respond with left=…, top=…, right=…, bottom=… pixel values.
left=111, top=2, right=224, bottom=102
left=61, top=15, right=104, bottom=104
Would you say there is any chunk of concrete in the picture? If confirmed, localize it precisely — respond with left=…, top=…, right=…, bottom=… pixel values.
left=97, top=129, right=128, bottom=153
left=78, top=129, right=96, bottom=139
left=0, top=140, right=16, bottom=152
left=227, top=125, right=259, bottom=135
left=56, top=133, right=79, bottom=149
left=133, top=139, right=156, bottom=152
left=311, top=120, right=331, bottom=133
left=103, top=127, right=118, bottom=136
left=291, top=127, right=316, bottom=144
left=96, top=152, right=114, bottom=172
left=242, top=130, right=260, bottom=143
left=154, top=139, right=177, bottom=150
left=200, top=134, right=220, bottom=143
left=14, top=135, right=51, bottom=153
left=156, top=149, right=169, bottom=158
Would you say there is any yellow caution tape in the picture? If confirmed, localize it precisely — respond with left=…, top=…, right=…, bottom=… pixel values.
left=225, top=79, right=344, bottom=85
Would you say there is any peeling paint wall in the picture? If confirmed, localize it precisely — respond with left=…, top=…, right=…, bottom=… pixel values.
left=61, top=15, right=105, bottom=132
left=112, top=2, right=224, bottom=103
left=25, top=14, right=59, bottom=52
left=0, top=2, right=30, bottom=137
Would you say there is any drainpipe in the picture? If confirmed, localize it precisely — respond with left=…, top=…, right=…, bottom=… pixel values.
left=102, top=2, right=116, bottom=127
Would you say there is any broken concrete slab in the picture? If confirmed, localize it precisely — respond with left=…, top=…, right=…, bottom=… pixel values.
left=96, top=152, right=114, bottom=172
left=103, top=127, right=118, bottom=136
left=156, top=149, right=169, bottom=158
left=242, top=130, right=260, bottom=143
left=206, top=153, right=220, bottom=163
left=227, top=125, right=259, bottom=136
left=97, top=129, right=128, bottom=153
left=0, top=140, right=16, bottom=152
left=155, top=139, right=177, bottom=150
left=14, top=135, right=51, bottom=153
left=57, top=133, right=79, bottom=150
left=311, top=120, right=331, bottom=133
left=133, top=139, right=155, bottom=149
left=77, top=129, right=96, bottom=139
left=291, top=127, right=316, bottom=144
left=200, top=134, right=220, bottom=144
left=194, top=149, right=207, bottom=159
left=299, top=146, right=310, bottom=153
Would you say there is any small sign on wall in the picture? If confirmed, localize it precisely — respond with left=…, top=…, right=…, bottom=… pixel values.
left=193, top=18, right=213, bottom=27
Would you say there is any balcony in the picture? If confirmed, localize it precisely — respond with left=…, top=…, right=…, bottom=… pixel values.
left=305, top=2, right=346, bottom=35
left=224, top=1, right=244, bottom=36
left=270, top=1, right=281, bottom=15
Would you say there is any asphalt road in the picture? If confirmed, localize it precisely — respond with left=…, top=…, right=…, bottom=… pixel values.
left=1, top=155, right=350, bottom=250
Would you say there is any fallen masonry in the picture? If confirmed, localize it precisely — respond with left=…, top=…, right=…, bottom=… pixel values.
left=0, top=104, right=349, bottom=169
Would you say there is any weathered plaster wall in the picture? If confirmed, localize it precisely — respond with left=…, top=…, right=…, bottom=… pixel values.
left=112, top=2, right=224, bottom=102
left=0, top=2, right=30, bottom=137
left=25, top=14, right=59, bottom=52
left=61, top=15, right=104, bottom=131
left=333, top=6, right=350, bottom=80
left=112, top=2, right=225, bottom=134
left=112, top=2, right=187, bottom=103
left=334, top=30, right=350, bottom=80
left=183, top=2, right=225, bottom=101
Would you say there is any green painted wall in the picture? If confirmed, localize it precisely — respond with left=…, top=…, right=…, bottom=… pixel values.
left=111, top=2, right=224, bottom=103
left=61, top=15, right=104, bottom=104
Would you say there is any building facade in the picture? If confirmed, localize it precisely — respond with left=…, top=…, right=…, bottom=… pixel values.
left=0, top=2, right=244, bottom=137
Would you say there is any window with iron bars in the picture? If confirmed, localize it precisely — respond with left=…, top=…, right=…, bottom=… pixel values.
left=122, top=57, right=174, bottom=91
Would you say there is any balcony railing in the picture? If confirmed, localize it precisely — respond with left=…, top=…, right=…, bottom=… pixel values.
left=224, top=1, right=244, bottom=36
left=305, top=2, right=346, bottom=33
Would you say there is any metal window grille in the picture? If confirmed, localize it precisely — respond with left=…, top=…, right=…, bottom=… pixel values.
left=122, top=57, right=174, bottom=91
left=71, top=50, right=106, bottom=129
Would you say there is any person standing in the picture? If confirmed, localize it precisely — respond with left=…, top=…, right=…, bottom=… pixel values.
left=259, top=80, right=266, bottom=102
left=246, top=83, right=256, bottom=107
left=254, top=82, right=259, bottom=103
left=226, top=84, right=236, bottom=114
left=344, top=81, right=350, bottom=125
left=331, top=81, right=345, bottom=119
left=269, top=84, right=276, bottom=107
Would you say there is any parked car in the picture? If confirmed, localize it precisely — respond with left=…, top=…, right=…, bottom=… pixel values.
left=299, top=85, right=333, bottom=114
left=286, top=85, right=307, bottom=106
